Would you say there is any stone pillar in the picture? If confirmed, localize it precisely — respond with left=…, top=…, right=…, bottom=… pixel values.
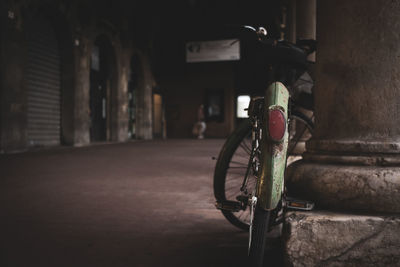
left=296, top=0, right=316, bottom=39
left=286, top=0, right=296, bottom=43
left=296, top=0, right=316, bottom=61
left=284, top=1, right=400, bottom=265
left=0, top=4, right=27, bottom=152
left=72, top=35, right=91, bottom=146
left=288, top=0, right=400, bottom=213
left=116, top=50, right=130, bottom=142
left=136, top=52, right=153, bottom=140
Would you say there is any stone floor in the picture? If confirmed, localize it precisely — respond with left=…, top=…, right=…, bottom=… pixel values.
left=0, top=139, right=282, bottom=267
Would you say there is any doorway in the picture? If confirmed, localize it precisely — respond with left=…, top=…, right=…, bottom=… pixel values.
left=153, top=93, right=163, bottom=139
left=90, top=36, right=113, bottom=142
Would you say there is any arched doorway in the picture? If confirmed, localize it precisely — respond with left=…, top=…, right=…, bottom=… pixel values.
left=26, top=14, right=61, bottom=147
left=89, top=35, right=115, bottom=142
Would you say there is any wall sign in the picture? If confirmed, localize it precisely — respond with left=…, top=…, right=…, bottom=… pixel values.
left=186, top=39, right=240, bottom=63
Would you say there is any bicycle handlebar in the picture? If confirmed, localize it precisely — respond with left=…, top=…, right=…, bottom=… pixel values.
left=242, top=25, right=268, bottom=40
left=238, top=25, right=316, bottom=56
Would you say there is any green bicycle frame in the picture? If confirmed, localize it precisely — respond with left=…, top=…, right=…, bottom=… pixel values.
left=256, top=82, right=290, bottom=210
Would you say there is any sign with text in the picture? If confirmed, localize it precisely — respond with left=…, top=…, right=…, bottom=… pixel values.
left=186, top=39, right=240, bottom=63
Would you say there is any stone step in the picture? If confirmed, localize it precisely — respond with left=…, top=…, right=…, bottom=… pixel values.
left=283, top=210, right=400, bottom=266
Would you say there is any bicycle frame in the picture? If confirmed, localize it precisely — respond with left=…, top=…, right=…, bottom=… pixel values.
left=256, top=82, right=289, bottom=210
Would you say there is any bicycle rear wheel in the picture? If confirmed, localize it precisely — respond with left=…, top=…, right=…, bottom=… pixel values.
left=213, top=112, right=313, bottom=231
left=213, top=119, right=254, bottom=231
left=287, top=110, right=314, bottom=164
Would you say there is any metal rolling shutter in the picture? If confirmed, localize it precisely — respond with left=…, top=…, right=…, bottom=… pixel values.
left=26, top=16, right=61, bottom=146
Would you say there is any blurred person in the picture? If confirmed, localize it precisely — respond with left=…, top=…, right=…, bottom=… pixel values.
left=192, top=104, right=206, bottom=139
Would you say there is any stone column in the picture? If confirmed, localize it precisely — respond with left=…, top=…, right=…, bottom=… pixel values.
left=296, top=0, right=316, bottom=61
left=288, top=0, right=400, bottom=214
left=286, top=0, right=296, bottom=43
left=136, top=52, right=153, bottom=140
left=284, top=1, right=400, bottom=265
left=72, top=35, right=91, bottom=146
left=0, top=4, right=27, bottom=152
left=296, top=0, right=316, bottom=38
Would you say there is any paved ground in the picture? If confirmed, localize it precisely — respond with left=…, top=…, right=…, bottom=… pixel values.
left=0, top=139, right=282, bottom=267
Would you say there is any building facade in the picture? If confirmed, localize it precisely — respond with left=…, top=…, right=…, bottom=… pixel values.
left=0, top=0, right=156, bottom=153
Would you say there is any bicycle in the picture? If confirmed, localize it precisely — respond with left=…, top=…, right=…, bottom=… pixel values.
left=213, top=26, right=316, bottom=266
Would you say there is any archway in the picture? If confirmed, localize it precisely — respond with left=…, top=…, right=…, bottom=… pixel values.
left=89, top=35, right=116, bottom=142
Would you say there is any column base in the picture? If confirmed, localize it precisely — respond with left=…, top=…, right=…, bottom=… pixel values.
left=286, top=160, right=400, bottom=213
left=283, top=211, right=400, bottom=267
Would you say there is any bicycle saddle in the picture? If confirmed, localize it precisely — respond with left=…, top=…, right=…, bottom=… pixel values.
left=258, top=40, right=309, bottom=70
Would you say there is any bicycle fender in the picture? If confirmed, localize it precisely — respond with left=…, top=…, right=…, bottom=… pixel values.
left=256, top=82, right=289, bottom=210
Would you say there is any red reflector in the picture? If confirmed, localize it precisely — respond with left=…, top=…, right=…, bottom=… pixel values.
left=268, top=109, right=286, bottom=141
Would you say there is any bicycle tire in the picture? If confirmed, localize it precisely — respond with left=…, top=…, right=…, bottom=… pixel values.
left=290, top=110, right=314, bottom=134
left=213, top=119, right=253, bottom=231
left=287, top=110, right=314, bottom=163
left=249, top=205, right=271, bottom=267
left=213, top=112, right=313, bottom=231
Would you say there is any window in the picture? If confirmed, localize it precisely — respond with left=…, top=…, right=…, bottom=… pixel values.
left=205, top=89, right=224, bottom=122
left=237, top=95, right=250, bottom=118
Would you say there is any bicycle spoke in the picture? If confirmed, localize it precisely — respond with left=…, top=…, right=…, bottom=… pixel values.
left=229, top=166, right=247, bottom=169
left=227, top=172, right=246, bottom=177
left=229, top=160, right=248, bottom=166
left=239, top=142, right=252, bottom=155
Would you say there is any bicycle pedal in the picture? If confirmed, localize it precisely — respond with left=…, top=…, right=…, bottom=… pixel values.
left=286, top=197, right=315, bottom=211
left=236, top=195, right=249, bottom=203
left=215, top=200, right=242, bottom=212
